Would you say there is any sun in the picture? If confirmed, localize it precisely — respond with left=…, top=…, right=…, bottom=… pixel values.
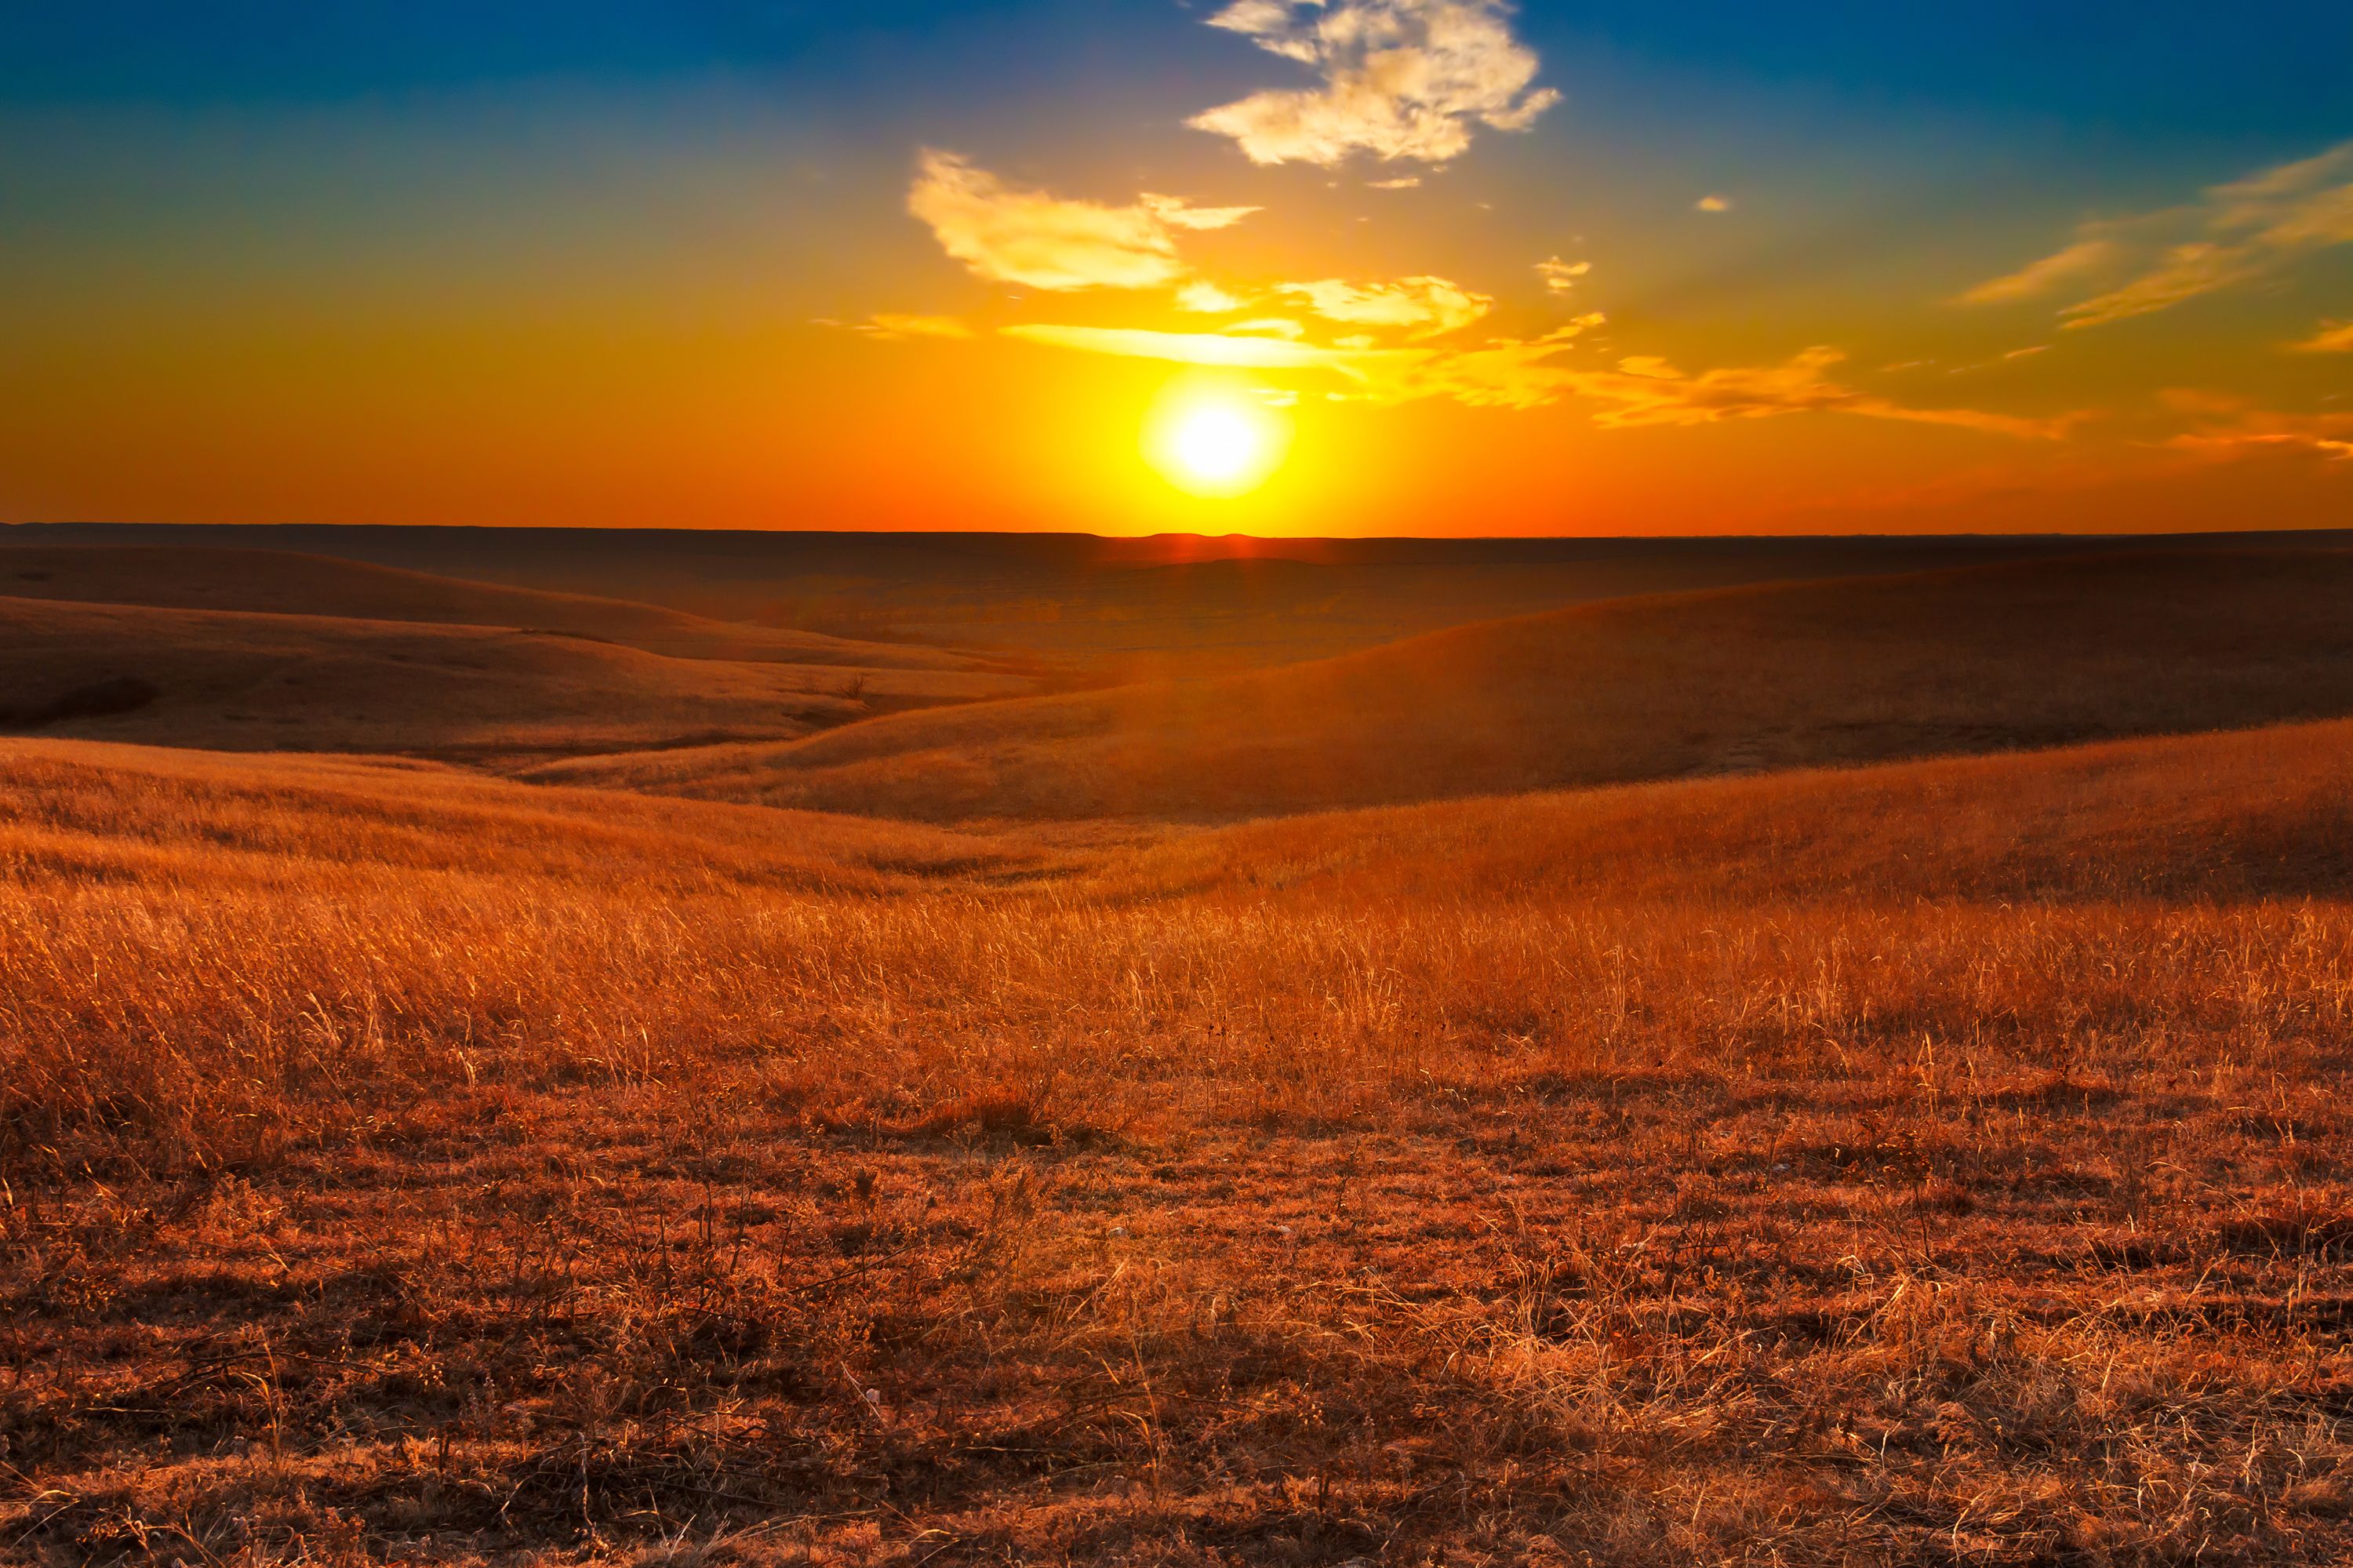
left=1143, top=375, right=1292, bottom=498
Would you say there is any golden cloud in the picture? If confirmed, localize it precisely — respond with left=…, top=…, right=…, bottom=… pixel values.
left=1965, top=141, right=2353, bottom=328
left=1003, top=318, right=2064, bottom=435
left=1175, top=281, right=1250, bottom=313
left=2291, top=319, right=2353, bottom=353
left=1275, top=275, right=1493, bottom=337
left=856, top=314, right=975, bottom=341
left=1191, top=0, right=1561, bottom=166
left=1959, top=238, right=2119, bottom=305
left=1536, top=256, right=1591, bottom=293
left=2166, top=393, right=2353, bottom=461
left=907, top=151, right=1257, bottom=292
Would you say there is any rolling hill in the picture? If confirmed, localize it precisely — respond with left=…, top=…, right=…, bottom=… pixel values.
left=16, top=715, right=2353, bottom=1563
left=0, top=595, right=1017, bottom=764
left=0, top=544, right=1035, bottom=675
left=532, top=550, right=2353, bottom=821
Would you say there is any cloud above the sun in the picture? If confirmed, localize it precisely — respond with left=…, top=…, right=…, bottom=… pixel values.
left=1002, top=316, right=2070, bottom=436
left=887, top=20, right=2058, bottom=447
left=1189, top=0, right=1561, bottom=166
left=1965, top=140, right=2353, bottom=329
left=1274, top=276, right=1493, bottom=337
left=907, top=150, right=1257, bottom=292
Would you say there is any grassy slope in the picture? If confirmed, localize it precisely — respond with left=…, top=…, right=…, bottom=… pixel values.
left=535, top=549, right=2353, bottom=821
left=8, top=724, right=2353, bottom=1561
left=0, top=595, right=1031, bottom=763
left=0, top=544, right=1014, bottom=672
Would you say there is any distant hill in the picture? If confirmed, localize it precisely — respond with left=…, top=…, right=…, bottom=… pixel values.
left=24, top=522, right=2344, bottom=676
left=0, top=544, right=1024, bottom=675
left=531, top=551, right=2353, bottom=821
left=0, top=595, right=1019, bottom=765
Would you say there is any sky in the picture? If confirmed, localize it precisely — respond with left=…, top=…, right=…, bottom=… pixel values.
left=2, top=1, right=2350, bottom=537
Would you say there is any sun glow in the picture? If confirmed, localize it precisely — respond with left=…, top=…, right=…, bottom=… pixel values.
left=1144, top=374, right=1293, bottom=497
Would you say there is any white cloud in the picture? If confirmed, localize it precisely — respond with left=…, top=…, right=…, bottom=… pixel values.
left=1537, top=256, right=1591, bottom=293
left=1369, top=176, right=1424, bottom=190
left=1274, top=275, right=1492, bottom=337
left=1964, top=141, right=2353, bottom=329
left=907, top=150, right=1256, bottom=292
left=1190, top=0, right=1561, bottom=167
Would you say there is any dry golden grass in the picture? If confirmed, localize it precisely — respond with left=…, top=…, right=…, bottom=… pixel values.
left=9, top=725, right=2353, bottom=1563
left=537, top=550, right=2353, bottom=823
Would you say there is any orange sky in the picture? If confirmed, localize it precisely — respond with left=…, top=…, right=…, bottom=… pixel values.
left=3, top=3, right=2349, bottom=536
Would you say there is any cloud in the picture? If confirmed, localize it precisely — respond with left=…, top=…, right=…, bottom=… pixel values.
left=1695, top=195, right=1732, bottom=213
left=1569, top=348, right=2064, bottom=436
left=1369, top=176, right=1424, bottom=190
left=2165, top=393, right=2353, bottom=461
left=1004, top=318, right=2062, bottom=434
left=1190, top=0, right=1561, bottom=166
left=1536, top=256, right=1591, bottom=293
left=2292, top=319, right=2353, bottom=353
left=1175, top=281, right=1250, bottom=313
left=1274, top=275, right=1492, bottom=337
left=856, top=314, right=975, bottom=341
left=1959, top=238, right=2120, bottom=305
left=1140, top=193, right=1263, bottom=231
left=1002, top=323, right=1413, bottom=374
left=1964, top=141, right=2353, bottom=328
left=907, top=150, right=1257, bottom=292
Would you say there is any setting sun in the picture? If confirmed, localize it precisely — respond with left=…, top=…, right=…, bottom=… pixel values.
left=1143, top=376, right=1292, bottom=498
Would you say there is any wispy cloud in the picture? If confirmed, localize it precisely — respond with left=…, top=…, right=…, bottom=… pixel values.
left=1274, top=275, right=1492, bottom=337
left=2292, top=319, right=2353, bottom=353
left=1002, top=324, right=1410, bottom=374
left=1004, top=319, right=2062, bottom=435
left=1369, top=176, right=1424, bottom=190
left=907, top=150, right=1256, bottom=292
left=1190, top=0, right=1560, bottom=167
left=2164, top=390, right=2353, bottom=461
left=1175, top=280, right=1250, bottom=313
left=1959, top=238, right=2119, bottom=305
left=1536, top=256, right=1591, bottom=293
left=856, top=314, right=975, bottom=341
left=1965, top=141, right=2353, bottom=328
left=1584, top=349, right=2062, bottom=436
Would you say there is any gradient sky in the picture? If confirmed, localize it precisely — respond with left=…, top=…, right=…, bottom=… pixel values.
left=4, top=2, right=2350, bottom=537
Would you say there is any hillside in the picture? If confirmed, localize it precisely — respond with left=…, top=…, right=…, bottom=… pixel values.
left=0, top=595, right=1020, bottom=764
left=535, top=550, right=2353, bottom=821
left=20, top=522, right=2344, bottom=673
left=1104, top=715, right=2353, bottom=908
left=11, top=722, right=2353, bottom=1563
left=0, top=544, right=1031, bottom=676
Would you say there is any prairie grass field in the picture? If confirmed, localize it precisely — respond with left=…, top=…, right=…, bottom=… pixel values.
left=13, top=0, right=2353, bottom=1551
left=9, top=724, right=2353, bottom=1564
